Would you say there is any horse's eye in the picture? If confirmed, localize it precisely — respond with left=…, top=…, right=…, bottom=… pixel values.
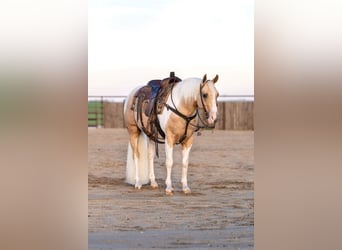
left=202, top=93, right=208, bottom=98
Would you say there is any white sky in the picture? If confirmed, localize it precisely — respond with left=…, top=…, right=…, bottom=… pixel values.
left=89, top=0, right=254, bottom=96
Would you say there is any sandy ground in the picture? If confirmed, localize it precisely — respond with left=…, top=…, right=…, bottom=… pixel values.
left=88, top=128, right=254, bottom=249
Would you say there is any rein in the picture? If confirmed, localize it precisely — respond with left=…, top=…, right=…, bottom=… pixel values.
left=163, top=82, right=215, bottom=144
left=163, top=84, right=198, bottom=144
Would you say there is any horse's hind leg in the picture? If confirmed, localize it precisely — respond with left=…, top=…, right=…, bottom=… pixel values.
left=129, top=130, right=142, bottom=189
left=148, top=140, right=158, bottom=188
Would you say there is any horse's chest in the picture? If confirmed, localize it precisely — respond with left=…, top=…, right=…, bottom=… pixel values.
left=162, top=112, right=188, bottom=135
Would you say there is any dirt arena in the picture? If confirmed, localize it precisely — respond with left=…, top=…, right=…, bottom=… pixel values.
left=88, top=128, right=254, bottom=249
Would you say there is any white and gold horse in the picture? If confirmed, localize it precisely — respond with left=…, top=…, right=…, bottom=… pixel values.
left=124, top=74, right=219, bottom=195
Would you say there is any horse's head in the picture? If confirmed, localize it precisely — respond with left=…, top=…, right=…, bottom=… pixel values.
left=198, top=74, right=219, bottom=126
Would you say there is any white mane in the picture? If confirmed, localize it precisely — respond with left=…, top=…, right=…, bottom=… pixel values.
left=171, top=77, right=202, bottom=106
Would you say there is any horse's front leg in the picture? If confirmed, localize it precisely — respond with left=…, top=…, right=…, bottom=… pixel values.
left=181, top=137, right=194, bottom=194
left=148, top=139, right=158, bottom=188
left=165, top=139, right=174, bottom=195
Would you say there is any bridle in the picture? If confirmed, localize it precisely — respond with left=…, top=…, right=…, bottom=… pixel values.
left=195, top=80, right=216, bottom=129
left=199, top=81, right=209, bottom=116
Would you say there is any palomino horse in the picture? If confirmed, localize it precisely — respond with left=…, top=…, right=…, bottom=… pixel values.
left=124, top=74, right=219, bottom=194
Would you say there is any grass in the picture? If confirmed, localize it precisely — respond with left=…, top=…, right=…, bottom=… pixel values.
left=88, top=101, right=103, bottom=127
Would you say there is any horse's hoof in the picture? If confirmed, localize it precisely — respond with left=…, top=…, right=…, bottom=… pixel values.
left=165, top=187, right=174, bottom=195
left=135, top=183, right=142, bottom=189
left=150, top=181, right=158, bottom=189
left=183, top=187, right=191, bottom=194
left=165, top=190, right=174, bottom=196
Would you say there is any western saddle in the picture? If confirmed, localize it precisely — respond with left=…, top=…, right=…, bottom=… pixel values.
left=131, top=72, right=182, bottom=144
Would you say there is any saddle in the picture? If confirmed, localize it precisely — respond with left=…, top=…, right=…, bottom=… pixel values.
left=133, top=72, right=181, bottom=117
left=131, top=72, right=182, bottom=143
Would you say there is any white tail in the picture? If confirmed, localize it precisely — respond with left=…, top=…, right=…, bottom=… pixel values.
left=126, top=132, right=150, bottom=185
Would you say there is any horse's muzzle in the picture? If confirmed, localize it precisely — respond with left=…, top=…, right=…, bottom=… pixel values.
left=207, top=112, right=218, bottom=125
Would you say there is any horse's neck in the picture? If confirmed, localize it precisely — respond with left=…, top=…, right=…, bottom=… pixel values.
left=171, top=78, right=200, bottom=116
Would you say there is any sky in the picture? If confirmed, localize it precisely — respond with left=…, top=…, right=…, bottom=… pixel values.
left=89, top=0, right=254, bottom=96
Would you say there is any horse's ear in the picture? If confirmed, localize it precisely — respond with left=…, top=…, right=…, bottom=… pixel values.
left=202, top=74, right=207, bottom=83
left=213, top=74, right=219, bottom=84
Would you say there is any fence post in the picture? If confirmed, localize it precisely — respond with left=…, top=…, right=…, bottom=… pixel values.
left=100, top=96, right=104, bottom=127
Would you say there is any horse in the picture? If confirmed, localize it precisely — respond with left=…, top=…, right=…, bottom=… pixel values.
left=123, top=74, right=219, bottom=195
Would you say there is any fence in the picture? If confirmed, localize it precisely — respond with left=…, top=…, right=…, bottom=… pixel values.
left=88, top=97, right=104, bottom=127
left=88, top=96, right=254, bottom=130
